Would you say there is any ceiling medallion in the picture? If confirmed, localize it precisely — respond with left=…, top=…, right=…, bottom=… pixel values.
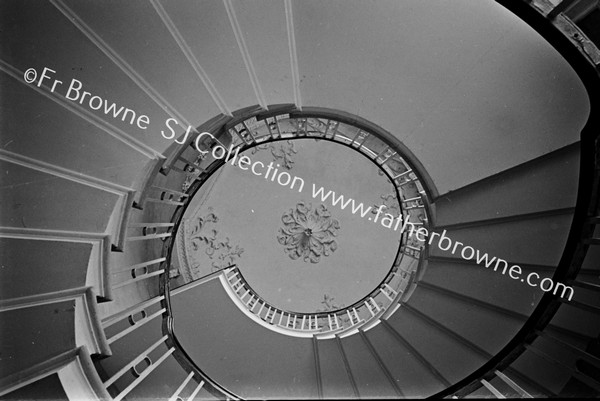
left=277, top=201, right=340, bottom=264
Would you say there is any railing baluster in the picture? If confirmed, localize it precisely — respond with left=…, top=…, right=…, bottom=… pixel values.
left=168, top=164, right=194, bottom=174
left=327, top=120, right=339, bottom=139
left=169, top=371, right=194, bottom=401
left=356, top=131, right=369, bottom=149
left=128, top=222, right=176, bottom=228
left=147, top=185, right=189, bottom=202
left=382, top=284, right=397, bottom=300
left=375, top=147, right=395, bottom=164
left=102, top=296, right=165, bottom=328
left=104, top=335, right=167, bottom=387
left=264, top=116, right=277, bottom=138
left=107, top=306, right=166, bottom=344
left=187, top=379, right=205, bottom=401
left=145, top=196, right=186, bottom=206
left=266, top=307, right=272, bottom=322
left=366, top=299, right=376, bottom=317
left=392, top=169, right=412, bottom=180
left=398, top=175, right=417, bottom=187
left=371, top=297, right=380, bottom=312
left=176, top=153, right=199, bottom=168
left=349, top=128, right=362, bottom=145
left=229, top=127, right=246, bottom=145
left=270, top=308, right=276, bottom=324
left=112, top=269, right=165, bottom=290
left=112, top=257, right=166, bottom=275
left=113, top=345, right=175, bottom=401
left=127, top=233, right=172, bottom=242
left=402, top=195, right=422, bottom=203
left=494, top=370, right=533, bottom=398
left=480, top=379, right=506, bottom=398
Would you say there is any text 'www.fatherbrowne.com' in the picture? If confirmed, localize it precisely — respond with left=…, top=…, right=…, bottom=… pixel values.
left=184, top=132, right=575, bottom=302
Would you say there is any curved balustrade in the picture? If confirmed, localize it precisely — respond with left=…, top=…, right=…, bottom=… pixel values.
left=161, top=110, right=435, bottom=341
left=220, top=264, right=417, bottom=338
left=148, top=109, right=438, bottom=397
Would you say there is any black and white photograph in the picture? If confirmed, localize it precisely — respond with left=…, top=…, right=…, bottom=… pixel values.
left=1, top=0, right=600, bottom=399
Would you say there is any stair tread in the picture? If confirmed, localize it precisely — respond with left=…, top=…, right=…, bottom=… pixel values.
left=434, top=143, right=579, bottom=227
left=422, top=260, right=542, bottom=315
left=386, top=307, right=488, bottom=385
left=406, top=287, right=525, bottom=356
left=429, top=213, right=573, bottom=267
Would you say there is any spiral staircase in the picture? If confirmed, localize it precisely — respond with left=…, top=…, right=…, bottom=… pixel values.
left=2, top=0, right=600, bottom=399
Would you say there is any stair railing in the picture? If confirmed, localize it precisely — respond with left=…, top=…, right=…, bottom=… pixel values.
left=436, top=0, right=600, bottom=397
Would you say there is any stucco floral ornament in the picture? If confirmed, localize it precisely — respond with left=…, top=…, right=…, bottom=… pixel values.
left=277, top=202, right=340, bottom=263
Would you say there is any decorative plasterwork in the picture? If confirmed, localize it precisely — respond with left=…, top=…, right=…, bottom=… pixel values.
left=250, top=140, right=298, bottom=170
left=189, top=209, right=245, bottom=272
left=177, top=208, right=245, bottom=282
left=277, top=202, right=340, bottom=264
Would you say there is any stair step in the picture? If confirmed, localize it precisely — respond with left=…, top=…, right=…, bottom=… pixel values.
left=422, top=260, right=541, bottom=315
left=525, top=341, right=600, bottom=394
left=0, top=302, right=78, bottom=379
left=338, top=333, right=402, bottom=398
left=386, top=307, right=488, bottom=385
left=536, top=330, right=600, bottom=370
left=547, top=303, right=600, bottom=344
left=376, top=320, right=449, bottom=396
left=429, top=213, right=573, bottom=267
left=0, top=347, right=110, bottom=400
left=434, top=143, right=579, bottom=227
left=0, top=237, right=90, bottom=301
left=1, top=371, right=69, bottom=400
left=406, top=286, right=524, bottom=357
left=169, top=278, right=318, bottom=399
left=0, top=287, right=109, bottom=382
left=0, top=73, right=148, bottom=189
left=581, top=245, right=600, bottom=273
left=150, top=0, right=265, bottom=112
left=315, top=338, right=358, bottom=399
left=505, top=350, right=558, bottom=397
left=0, top=160, right=119, bottom=234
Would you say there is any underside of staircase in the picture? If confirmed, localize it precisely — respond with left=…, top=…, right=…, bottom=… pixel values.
left=2, top=0, right=600, bottom=399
